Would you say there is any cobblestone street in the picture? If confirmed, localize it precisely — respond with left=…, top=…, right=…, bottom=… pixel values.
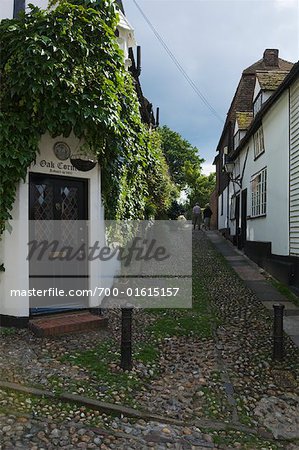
left=1, top=230, right=299, bottom=449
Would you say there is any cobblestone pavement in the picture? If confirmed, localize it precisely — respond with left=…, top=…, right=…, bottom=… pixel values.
left=0, top=413, right=217, bottom=449
left=0, top=230, right=299, bottom=449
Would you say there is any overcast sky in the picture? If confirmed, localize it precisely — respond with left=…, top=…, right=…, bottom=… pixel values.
left=123, top=0, right=299, bottom=173
left=1, top=0, right=298, bottom=174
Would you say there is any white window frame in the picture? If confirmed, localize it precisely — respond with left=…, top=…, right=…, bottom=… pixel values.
left=233, top=131, right=240, bottom=150
left=251, top=168, right=267, bottom=217
left=230, top=195, right=236, bottom=220
left=253, top=127, right=265, bottom=159
left=220, top=193, right=224, bottom=216
left=253, top=92, right=263, bottom=116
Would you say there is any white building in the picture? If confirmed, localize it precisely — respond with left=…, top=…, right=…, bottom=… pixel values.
left=0, top=0, right=137, bottom=326
left=223, top=61, right=299, bottom=287
left=214, top=50, right=294, bottom=237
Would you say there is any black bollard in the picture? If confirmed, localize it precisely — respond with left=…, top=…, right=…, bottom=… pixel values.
left=120, top=307, right=133, bottom=370
left=273, top=303, right=285, bottom=361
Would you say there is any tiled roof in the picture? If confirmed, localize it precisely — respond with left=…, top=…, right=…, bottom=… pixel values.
left=235, top=111, right=253, bottom=130
left=231, top=61, right=299, bottom=158
left=216, top=50, right=294, bottom=152
left=216, top=74, right=256, bottom=146
left=243, top=57, right=293, bottom=74
left=256, top=71, right=289, bottom=91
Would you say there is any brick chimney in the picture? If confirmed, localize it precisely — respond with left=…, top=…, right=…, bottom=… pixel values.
left=263, top=49, right=279, bottom=67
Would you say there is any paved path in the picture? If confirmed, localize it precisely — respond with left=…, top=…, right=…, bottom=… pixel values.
left=206, top=231, right=299, bottom=348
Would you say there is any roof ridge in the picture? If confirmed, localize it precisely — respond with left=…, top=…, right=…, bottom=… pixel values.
left=256, top=69, right=290, bottom=73
left=243, top=56, right=293, bottom=74
left=278, top=56, right=295, bottom=65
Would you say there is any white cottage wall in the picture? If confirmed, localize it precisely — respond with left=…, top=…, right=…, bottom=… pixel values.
left=0, top=181, right=29, bottom=317
left=234, top=91, right=290, bottom=256
left=218, top=187, right=229, bottom=231
left=0, top=132, right=120, bottom=317
left=289, top=78, right=299, bottom=255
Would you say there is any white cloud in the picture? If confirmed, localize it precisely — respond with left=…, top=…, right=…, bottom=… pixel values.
left=124, top=0, right=299, bottom=164
left=202, top=162, right=216, bottom=176
left=274, top=0, right=298, bottom=9
left=0, top=0, right=13, bottom=19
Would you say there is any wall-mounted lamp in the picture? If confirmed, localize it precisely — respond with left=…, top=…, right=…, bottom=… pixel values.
left=223, top=161, right=242, bottom=188
left=224, top=161, right=235, bottom=174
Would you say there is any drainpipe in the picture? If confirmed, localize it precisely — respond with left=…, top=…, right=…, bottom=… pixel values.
left=226, top=122, right=233, bottom=238
left=226, top=177, right=230, bottom=238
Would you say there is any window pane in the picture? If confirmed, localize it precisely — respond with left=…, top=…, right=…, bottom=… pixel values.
left=251, top=168, right=267, bottom=216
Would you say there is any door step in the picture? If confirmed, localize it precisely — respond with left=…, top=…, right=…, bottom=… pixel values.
left=29, top=312, right=108, bottom=337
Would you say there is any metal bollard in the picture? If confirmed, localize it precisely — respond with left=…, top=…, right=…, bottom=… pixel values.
left=273, top=304, right=285, bottom=361
left=120, top=307, right=133, bottom=371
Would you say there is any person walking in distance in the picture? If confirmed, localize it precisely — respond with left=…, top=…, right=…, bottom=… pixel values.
left=203, top=204, right=213, bottom=230
left=192, top=203, right=201, bottom=230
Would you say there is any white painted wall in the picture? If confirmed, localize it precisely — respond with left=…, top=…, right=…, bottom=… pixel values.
left=118, top=10, right=136, bottom=61
left=253, top=79, right=261, bottom=102
left=229, top=91, right=290, bottom=256
left=0, top=133, right=120, bottom=317
left=289, top=78, right=299, bottom=255
left=0, top=181, right=29, bottom=317
left=218, top=187, right=229, bottom=230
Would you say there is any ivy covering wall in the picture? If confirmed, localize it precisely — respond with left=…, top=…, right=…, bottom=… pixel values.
left=0, top=0, right=172, bottom=241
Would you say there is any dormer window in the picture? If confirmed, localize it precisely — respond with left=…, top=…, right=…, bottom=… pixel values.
left=233, top=112, right=253, bottom=149
left=253, top=127, right=265, bottom=159
left=253, top=70, right=289, bottom=116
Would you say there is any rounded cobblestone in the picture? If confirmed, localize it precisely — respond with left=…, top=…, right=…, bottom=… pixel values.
left=0, top=230, right=298, bottom=449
